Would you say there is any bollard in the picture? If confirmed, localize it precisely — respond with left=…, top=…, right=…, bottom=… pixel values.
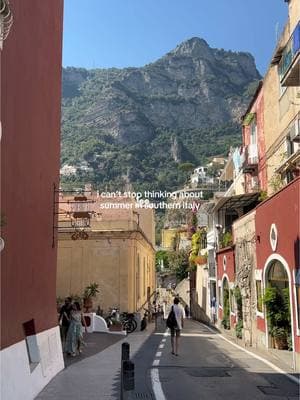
left=120, top=342, right=130, bottom=400
left=123, top=360, right=135, bottom=391
left=121, top=342, right=130, bottom=361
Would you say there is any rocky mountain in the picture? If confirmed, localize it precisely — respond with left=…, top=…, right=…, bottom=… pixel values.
left=61, top=37, right=261, bottom=191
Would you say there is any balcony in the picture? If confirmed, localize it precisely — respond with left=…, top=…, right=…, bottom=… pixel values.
left=243, top=144, right=258, bottom=173
left=276, top=149, right=300, bottom=179
left=279, top=21, right=300, bottom=86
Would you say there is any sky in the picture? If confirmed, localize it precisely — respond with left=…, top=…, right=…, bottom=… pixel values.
left=63, top=0, right=288, bottom=75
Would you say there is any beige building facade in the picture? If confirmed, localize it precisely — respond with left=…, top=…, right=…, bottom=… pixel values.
left=56, top=195, right=156, bottom=313
left=264, top=0, right=300, bottom=195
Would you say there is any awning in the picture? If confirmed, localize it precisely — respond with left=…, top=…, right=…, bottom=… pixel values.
left=213, top=192, right=260, bottom=213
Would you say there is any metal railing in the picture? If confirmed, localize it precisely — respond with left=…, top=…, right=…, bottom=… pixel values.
left=279, top=21, right=300, bottom=81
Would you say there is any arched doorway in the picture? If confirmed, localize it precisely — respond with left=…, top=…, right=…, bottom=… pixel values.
left=221, top=277, right=230, bottom=329
left=264, top=259, right=292, bottom=350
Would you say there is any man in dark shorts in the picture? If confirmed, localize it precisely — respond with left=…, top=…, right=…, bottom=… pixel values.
left=170, top=297, right=185, bottom=356
left=59, top=297, right=72, bottom=348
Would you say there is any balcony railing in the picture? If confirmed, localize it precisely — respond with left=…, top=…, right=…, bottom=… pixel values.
left=248, top=143, right=258, bottom=164
left=279, top=21, right=300, bottom=86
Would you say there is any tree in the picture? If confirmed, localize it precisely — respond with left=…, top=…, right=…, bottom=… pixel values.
left=155, top=250, right=169, bottom=271
left=167, top=249, right=189, bottom=281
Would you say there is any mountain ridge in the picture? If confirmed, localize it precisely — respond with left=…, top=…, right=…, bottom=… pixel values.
left=61, top=37, right=261, bottom=191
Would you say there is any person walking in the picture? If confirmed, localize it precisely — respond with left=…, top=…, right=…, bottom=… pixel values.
left=58, top=297, right=72, bottom=349
left=65, top=302, right=87, bottom=356
left=184, top=304, right=190, bottom=319
left=170, top=297, right=185, bottom=356
left=211, top=296, right=217, bottom=324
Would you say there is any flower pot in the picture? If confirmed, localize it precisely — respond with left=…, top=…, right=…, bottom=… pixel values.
left=109, top=323, right=123, bottom=332
left=194, top=256, right=207, bottom=265
left=274, top=335, right=288, bottom=350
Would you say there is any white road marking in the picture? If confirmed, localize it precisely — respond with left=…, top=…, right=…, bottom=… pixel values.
left=151, top=368, right=166, bottom=400
left=161, top=338, right=166, bottom=343
left=181, top=333, right=216, bottom=337
left=200, top=322, right=300, bottom=385
left=151, top=329, right=168, bottom=399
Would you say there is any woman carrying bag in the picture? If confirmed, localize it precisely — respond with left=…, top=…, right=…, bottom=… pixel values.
left=166, top=297, right=185, bottom=356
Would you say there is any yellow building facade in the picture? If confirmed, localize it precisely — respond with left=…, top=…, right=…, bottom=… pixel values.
left=56, top=195, right=156, bottom=313
left=264, top=0, right=300, bottom=195
left=161, top=228, right=178, bottom=250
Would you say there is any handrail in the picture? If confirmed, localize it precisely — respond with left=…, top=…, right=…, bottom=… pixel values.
left=136, top=290, right=157, bottom=313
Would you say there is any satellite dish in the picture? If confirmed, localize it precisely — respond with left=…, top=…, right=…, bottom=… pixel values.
left=0, top=237, right=4, bottom=252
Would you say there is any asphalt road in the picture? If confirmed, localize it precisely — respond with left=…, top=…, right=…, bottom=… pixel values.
left=132, top=318, right=299, bottom=400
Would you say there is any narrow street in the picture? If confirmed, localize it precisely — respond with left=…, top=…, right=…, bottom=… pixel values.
left=148, top=320, right=299, bottom=400
left=37, top=318, right=299, bottom=400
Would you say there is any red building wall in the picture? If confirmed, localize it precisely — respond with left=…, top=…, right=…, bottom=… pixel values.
left=1, top=0, right=63, bottom=349
left=216, top=247, right=235, bottom=283
left=243, top=87, right=267, bottom=193
left=255, top=177, right=300, bottom=352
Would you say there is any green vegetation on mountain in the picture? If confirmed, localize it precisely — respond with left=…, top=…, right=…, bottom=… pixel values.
left=61, top=37, right=260, bottom=191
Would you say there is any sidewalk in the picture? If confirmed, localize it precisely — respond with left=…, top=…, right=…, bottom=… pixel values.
left=36, top=323, right=156, bottom=400
left=36, top=318, right=299, bottom=400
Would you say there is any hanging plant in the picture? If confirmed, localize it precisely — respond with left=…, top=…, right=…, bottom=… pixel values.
left=194, top=255, right=207, bottom=265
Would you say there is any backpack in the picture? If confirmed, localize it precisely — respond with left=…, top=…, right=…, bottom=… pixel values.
left=166, top=306, right=178, bottom=329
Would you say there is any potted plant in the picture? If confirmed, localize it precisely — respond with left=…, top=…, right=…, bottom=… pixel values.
left=194, top=254, right=207, bottom=265
left=108, top=319, right=123, bottom=332
left=271, top=327, right=288, bottom=350
left=220, top=231, right=233, bottom=248
left=82, top=282, right=100, bottom=312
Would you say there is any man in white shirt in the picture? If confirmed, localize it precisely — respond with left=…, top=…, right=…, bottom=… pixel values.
left=170, top=297, right=185, bottom=356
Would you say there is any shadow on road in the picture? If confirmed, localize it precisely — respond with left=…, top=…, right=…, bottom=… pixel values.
left=63, top=331, right=123, bottom=368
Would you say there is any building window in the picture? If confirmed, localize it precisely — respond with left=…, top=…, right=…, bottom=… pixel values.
left=250, top=120, right=257, bottom=146
left=230, top=289, right=235, bottom=313
left=256, top=280, right=263, bottom=313
left=218, top=285, right=222, bottom=307
left=286, top=135, right=294, bottom=157
left=23, top=319, right=40, bottom=371
left=200, top=232, right=207, bottom=249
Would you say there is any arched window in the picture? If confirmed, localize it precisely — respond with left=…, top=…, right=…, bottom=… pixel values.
left=267, top=260, right=288, bottom=290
